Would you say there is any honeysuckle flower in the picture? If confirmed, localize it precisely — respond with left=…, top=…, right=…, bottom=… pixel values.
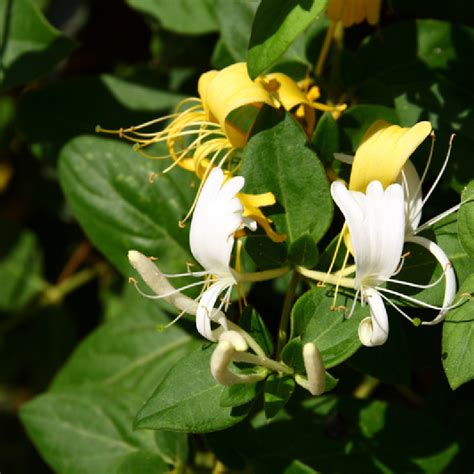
left=128, top=167, right=290, bottom=341
left=332, top=121, right=463, bottom=328
left=331, top=180, right=405, bottom=346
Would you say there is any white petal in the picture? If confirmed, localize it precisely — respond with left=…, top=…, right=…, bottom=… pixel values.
left=196, top=280, right=231, bottom=341
left=407, top=235, right=457, bottom=325
left=190, top=168, right=249, bottom=277
left=302, top=343, right=325, bottom=396
left=358, top=288, right=389, bottom=346
left=399, top=160, right=423, bottom=234
left=331, top=180, right=405, bottom=288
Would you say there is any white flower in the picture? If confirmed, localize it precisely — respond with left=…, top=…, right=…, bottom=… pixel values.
left=331, top=180, right=406, bottom=346
left=129, top=167, right=256, bottom=342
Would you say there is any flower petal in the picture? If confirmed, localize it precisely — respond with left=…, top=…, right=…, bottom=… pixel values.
left=399, top=160, right=423, bottom=234
left=407, top=235, right=457, bottom=325
left=331, top=180, right=405, bottom=287
left=358, top=288, right=389, bottom=346
left=190, top=168, right=253, bottom=276
left=349, top=120, right=431, bottom=193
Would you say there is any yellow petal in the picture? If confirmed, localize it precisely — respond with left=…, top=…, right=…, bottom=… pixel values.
left=349, top=120, right=432, bottom=192
left=327, top=0, right=381, bottom=26
left=199, top=63, right=277, bottom=149
left=238, top=192, right=287, bottom=243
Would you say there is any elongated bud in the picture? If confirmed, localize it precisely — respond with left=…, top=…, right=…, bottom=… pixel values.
left=210, top=333, right=264, bottom=386
left=302, top=343, right=325, bottom=396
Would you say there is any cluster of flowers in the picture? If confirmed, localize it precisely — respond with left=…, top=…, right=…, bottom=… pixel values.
left=99, top=1, right=464, bottom=396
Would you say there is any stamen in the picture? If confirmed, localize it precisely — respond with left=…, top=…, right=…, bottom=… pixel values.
left=414, top=202, right=462, bottom=235
left=387, top=263, right=451, bottom=289
left=331, top=247, right=350, bottom=310
left=320, top=226, right=346, bottom=287
left=129, top=276, right=213, bottom=300
left=391, top=252, right=411, bottom=277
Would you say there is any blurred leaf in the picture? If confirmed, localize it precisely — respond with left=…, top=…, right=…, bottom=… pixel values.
left=215, top=395, right=459, bottom=473
left=442, top=274, right=474, bottom=390
left=290, top=287, right=363, bottom=368
left=51, top=289, right=198, bottom=397
left=18, top=74, right=184, bottom=161
left=154, top=431, right=188, bottom=466
left=0, top=0, right=76, bottom=90
left=59, top=135, right=194, bottom=277
left=283, top=460, right=318, bottom=474
left=458, top=180, right=474, bottom=258
left=264, top=373, right=295, bottom=419
left=240, top=305, right=274, bottom=357
left=117, top=451, right=168, bottom=474
left=215, top=0, right=258, bottom=63
left=247, top=0, right=327, bottom=78
left=126, top=0, right=218, bottom=35
left=241, top=113, right=333, bottom=246
left=135, top=345, right=250, bottom=432
left=20, top=389, right=167, bottom=474
left=0, top=224, right=45, bottom=313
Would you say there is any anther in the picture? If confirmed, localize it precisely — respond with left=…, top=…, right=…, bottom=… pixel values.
left=148, top=172, right=157, bottom=184
left=178, top=220, right=186, bottom=229
left=95, top=125, right=102, bottom=133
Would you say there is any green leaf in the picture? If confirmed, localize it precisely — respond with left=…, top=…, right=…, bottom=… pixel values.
left=51, top=288, right=198, bottom=398
left=442, top=274, right=474, bottom=390
left=288, top=234, right=319, bottom=268
left=458, top=180, right=474, bottom=258
left=135, top=345, right=250, bottom=432
left=154, top=431, right=188, bottom=466
left=239, top=305, right=274, bottom=357
left=247, top=0, right=327, bottom=78
left=125, top=0, right=218, bottom=35
left=0, top=0, right=76, bottom=90
left=0, top=224, right=45, bottom=312
left=290, top=287, right=363, bottom=368
left=117, top=452, right=168, bottom=474
left=220, top=381, right=264, bottom=408
left=245, top=234, right=288, bottom=270
left=241, top=113, right=333, bottom=246
left=20, top=389, right=167, bottom=474
left=264, top=373, right=295, bottom=419
left=18, top=74, right=184, bottom=161
left=59, top=135, right=194, bottom=277
left=311, top=111, right=339, bottom=165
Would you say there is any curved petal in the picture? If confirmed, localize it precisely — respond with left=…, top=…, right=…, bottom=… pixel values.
left=196, top=280, right=231, bottom=341
left=406, top=235, right=457, bottom=325
left=349, top=120, right=432, bottom=192
left=399, top=160, right=423, bottom=234
left=200, top=63, right=277, bottom=148
left=331, top=180, right=405, bottom=287
left=358, top=288, right=389, bottom=346
left=190, top=168, right=254, bottom=276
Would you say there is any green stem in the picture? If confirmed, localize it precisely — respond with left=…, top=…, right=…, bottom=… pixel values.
left=232, top=352, right=293, bottom=375
left=295, top=265, right=355, bottom=289
left=235, top=266, right=290, bottom=283
left=39, top=263, right=107, bottom=306
left=276, top=271, right=299, bottom=357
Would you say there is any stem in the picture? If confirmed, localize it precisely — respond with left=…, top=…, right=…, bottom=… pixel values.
left=232, top=352, right=293, bottom=375
left=315, top=21, right=337, bottom=77
left=276, top=272, right=299, bottom=357
left=235, top=266, right=290, bottom=283
left=295, top=265, right=355, bottom=289
left=40, top=263, right=108, bottom=306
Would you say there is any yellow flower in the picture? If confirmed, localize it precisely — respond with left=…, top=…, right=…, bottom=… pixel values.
left=327, top=0, right=382, bottom=27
